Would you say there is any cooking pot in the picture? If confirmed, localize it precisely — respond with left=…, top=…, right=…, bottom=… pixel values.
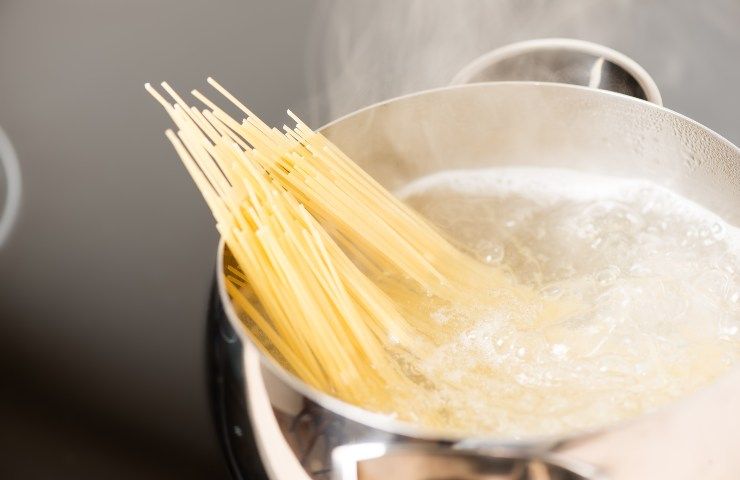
left=209, top=40, right=740, bottom=480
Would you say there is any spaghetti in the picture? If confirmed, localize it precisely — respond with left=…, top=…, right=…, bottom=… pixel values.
left=146, top=79, right=560, bottom=418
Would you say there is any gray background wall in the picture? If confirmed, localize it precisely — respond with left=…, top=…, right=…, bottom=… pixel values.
left=0, top=1, right=314, bottom=477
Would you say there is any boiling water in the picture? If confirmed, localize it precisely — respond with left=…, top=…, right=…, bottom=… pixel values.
left=388, top=167, right=740, bottom=437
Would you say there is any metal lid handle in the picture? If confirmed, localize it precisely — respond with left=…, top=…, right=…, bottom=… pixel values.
left=451, top=38, right=662, bottom=106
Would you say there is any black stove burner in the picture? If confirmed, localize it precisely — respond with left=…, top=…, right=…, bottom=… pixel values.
left=207, top=278, right=269, bottom=480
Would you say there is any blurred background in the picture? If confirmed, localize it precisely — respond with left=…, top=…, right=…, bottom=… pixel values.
left=0, top=0, right=737, bottom=478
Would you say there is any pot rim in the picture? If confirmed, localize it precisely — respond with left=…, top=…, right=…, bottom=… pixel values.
left=216, top=81, right=740, bottom=445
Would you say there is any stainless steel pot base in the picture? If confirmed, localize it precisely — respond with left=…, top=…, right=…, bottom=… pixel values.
left=333, top=443, right=602, bottom=480
left=208, top=280, right=269, bottom=480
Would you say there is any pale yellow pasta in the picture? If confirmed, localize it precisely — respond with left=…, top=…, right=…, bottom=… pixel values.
left=145, top=79, right=555, bottom=413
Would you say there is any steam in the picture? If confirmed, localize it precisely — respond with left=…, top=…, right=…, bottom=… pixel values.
left=306, top=0, right=740, bottom=127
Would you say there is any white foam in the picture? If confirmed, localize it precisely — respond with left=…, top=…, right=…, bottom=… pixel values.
left=398, top=167, right=739, bottom=238
left=388, top=167, right=740, bottom=437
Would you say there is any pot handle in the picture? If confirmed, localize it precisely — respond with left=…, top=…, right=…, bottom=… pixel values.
left=450, top=38, right=662, bottom=106
left=331, top=442, right=605, bottom=480
left=0, top=125, right=22, bottom=249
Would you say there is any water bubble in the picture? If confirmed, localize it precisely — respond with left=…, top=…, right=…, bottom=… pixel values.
left=540, top=285, right=563, bottom=300
left=695, top=269, right=730, bottom=298
left=728, top=291, right=740, bottom=305
left=551, top=343, right=569, bottom=358
left=535, top=226, right=546, bottom=240
left=629, top=264, right=652, bottom=277
left=720, top=324, right=738, bottom=337
left=718, top=252, right=738, bottom=274
left=711, top=222, right=725, bottom=239
left=626, top=213, right=642, bottom=226
left=476, top=239, right=504, bottom=264
left=431, top=309, right=449, bottom=325
left=597, top=356, right=633, bottom=374
left=595, top=265, right=621, bottom=286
